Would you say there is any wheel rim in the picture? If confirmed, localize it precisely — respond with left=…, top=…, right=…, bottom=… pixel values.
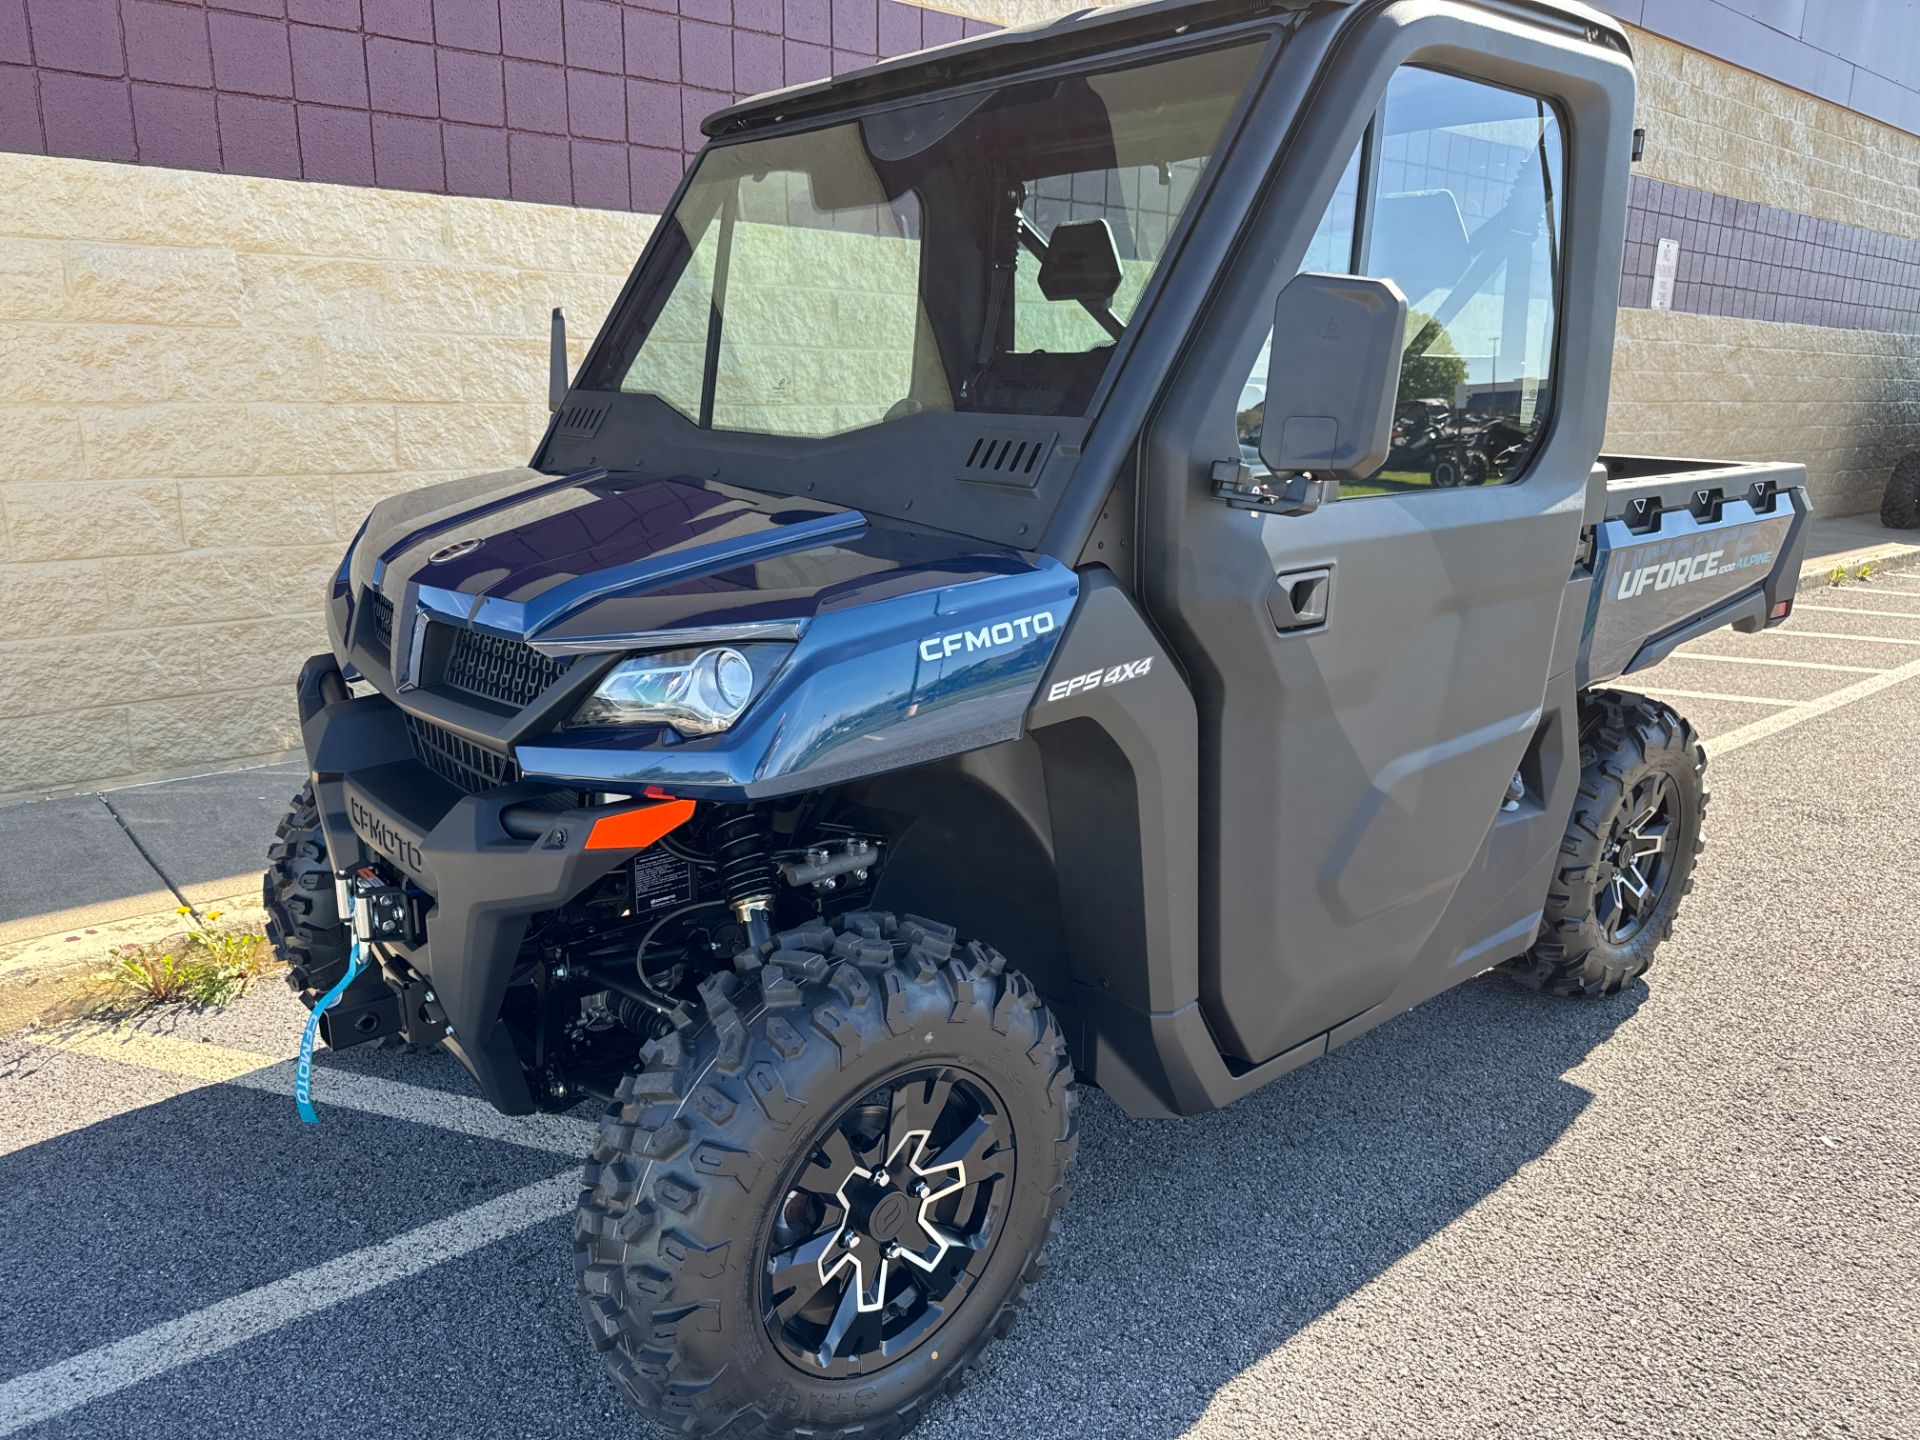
left=1597, top=772, right=1679, bottom=943
left=760, top=1066, right=1014, bottom=1377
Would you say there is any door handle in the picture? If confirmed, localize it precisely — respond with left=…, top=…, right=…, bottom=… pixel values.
left=1268, top=567, right=1331, bottom=632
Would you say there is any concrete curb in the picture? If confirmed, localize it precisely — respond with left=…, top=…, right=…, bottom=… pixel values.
left=0, top=890, right=269, bottom=1035
left=1798, top=536, right=1920, bottom=582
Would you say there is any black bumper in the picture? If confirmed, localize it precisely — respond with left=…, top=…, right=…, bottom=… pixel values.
left=296, top=654, right=633, bottom=1114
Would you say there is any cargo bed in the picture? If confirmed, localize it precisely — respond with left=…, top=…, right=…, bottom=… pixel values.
left=1578, top=455, right=1811, bottom=686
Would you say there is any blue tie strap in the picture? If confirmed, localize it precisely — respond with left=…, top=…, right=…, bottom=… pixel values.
left=295, top=881, right=368, bottom=1124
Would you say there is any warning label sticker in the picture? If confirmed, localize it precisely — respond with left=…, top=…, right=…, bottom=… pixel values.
left=632, top=850, right=695, bottom=911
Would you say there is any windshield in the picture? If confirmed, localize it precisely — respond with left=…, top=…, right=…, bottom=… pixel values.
left=582, top=40, right=1265, bottom=439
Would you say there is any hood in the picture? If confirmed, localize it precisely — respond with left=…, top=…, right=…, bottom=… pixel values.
left=349, top=466, right=1050, bottom=650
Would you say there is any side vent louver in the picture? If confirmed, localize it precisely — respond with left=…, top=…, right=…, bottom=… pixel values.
left=957, top=429, right=1056, bottom=489
left=555, top=399, right=609, bottom=439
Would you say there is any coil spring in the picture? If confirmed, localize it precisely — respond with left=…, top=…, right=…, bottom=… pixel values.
left=711, top=805, right=774, bottom=911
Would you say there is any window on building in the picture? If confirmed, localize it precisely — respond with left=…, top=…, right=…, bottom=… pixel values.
left=1237, top=65, right=1565, bottom=498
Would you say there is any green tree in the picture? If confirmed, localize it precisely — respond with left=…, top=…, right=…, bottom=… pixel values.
left=1398, top=311, right=1468, bottom=406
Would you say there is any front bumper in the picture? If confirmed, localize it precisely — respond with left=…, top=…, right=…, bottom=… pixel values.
left=296, top=654, right=644, bottom=1114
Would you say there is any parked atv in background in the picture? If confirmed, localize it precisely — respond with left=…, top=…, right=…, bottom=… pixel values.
left=1386, top=399, right=1535, bottom=488
left=266, top=3, right=1809, bottom=1437
left=1884, top=451, right=1920, bottom=528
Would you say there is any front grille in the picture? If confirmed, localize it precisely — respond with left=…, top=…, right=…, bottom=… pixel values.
left=442, top=628, right=569, bottom=709
left=405, top=713, right=520, bottom=793
left=368, top=589, right=395, bottom=644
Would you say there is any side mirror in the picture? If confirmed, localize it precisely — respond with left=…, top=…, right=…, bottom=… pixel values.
left=1257, top=272, right=1407, bottom=490
left=548, top=307, right=568, bottom=414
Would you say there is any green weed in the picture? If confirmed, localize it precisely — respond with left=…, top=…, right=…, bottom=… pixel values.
left=92, top=908, right=270, bottom=1013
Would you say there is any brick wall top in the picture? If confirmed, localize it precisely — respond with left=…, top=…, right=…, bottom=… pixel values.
left=0, top=0, right=996, bottom=211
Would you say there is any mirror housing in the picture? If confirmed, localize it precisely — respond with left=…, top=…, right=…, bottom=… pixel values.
left=1257, top=272, right=1407, bottom=485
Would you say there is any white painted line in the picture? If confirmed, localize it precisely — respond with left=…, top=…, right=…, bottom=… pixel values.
left=230, top=1066, right=600, bottom=1155
left=0, top=1170, right=581, bottom=1436
left=1810, top=586, right=1920, bottom=602
left=1669, top=651, right=1882, bottom=675
left=1761, top=630, right=1920, bottom=646
left=1796, top=604, right=1920, bottom=620
left=24, top=1031, right=599, bottom=1155
left=1713, top=655, right=1920, bottom=756
left=1636, top=687, right=1799, bottom=707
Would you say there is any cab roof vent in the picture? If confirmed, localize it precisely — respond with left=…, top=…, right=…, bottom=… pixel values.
left=957, top=428, right=1055, bottom=489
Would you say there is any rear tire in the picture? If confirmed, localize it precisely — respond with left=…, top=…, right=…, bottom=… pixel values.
left=574, top=910, right=1077, bottom=1440
left=264, top=782, right=352, bottom=1010
left=1505, top=691, right=1707, bottom=997
left=1882, top=453, right=1920, bottom=529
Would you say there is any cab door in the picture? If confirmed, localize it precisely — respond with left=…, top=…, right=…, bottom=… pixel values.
left=1138, top=17, right=1634, bottom=1066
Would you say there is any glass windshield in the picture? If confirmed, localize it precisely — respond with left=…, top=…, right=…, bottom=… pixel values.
left=584, top=40, right=1265, bottom=439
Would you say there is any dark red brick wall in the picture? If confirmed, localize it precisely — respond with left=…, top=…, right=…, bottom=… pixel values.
left=0, top=0, right=995, bottom=210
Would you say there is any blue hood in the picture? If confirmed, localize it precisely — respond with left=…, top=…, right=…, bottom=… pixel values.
left=338, top=466, right=1081, bottom=799
left=350, top=466, right=1059, bottom=648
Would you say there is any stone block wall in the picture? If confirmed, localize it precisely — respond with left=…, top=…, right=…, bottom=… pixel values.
left=0, top=150, right=651, bottom=802
left=0, top=0, right=992, bottom=212
left=1604, top=30, right=1920, bottom=514
left=1, top=1, right=1918, bottom=802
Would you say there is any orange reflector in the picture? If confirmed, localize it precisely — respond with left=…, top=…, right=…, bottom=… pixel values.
left=584, top=798, right=696, bottom=851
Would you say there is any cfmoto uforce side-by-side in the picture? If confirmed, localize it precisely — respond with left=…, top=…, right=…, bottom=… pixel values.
left=268, top=2, right=1808, bottom=1433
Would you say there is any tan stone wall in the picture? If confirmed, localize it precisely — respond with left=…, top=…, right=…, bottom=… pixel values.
left=1605, top=309, right=1920, bottom=513
left=0, top=152, right=650, bottom=805
left=1607, top=32, right=1920, bottom=505
left=1630, top=30, right=1920, bottom=243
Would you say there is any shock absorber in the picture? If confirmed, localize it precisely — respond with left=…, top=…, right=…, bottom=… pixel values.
left=711, top=804, right=775, bottom=949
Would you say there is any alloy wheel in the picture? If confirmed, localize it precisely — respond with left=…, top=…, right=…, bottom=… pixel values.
left=1597, top=771, right=1678, bottom=943
left=761, top=1066, right=1014, bottom=1377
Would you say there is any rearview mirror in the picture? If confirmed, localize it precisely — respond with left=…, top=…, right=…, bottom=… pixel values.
left=1258, top=272, right=1407, bottom=485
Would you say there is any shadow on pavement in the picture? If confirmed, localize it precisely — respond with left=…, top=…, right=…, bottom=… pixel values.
left=0, top=969, right=1644, bottom=1438
left=930, top=970, right=1648, bottom=1439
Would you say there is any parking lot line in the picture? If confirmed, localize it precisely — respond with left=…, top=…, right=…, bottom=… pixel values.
left=0, top=1170, right=581, bottom=1437
left=27, top=1029, right=282, bottom=1084
left=1711, top=654, right=1920, bottom=756
left=24, top=1032, right=599, bottom=1155
left=1795, top=603, right=1920, bottom=619
left=1635, top=687, right=1798, bottom=706
left=1758, top=630, right=1920, bottom=646
left=1668, top=651, right=1882, bottom=675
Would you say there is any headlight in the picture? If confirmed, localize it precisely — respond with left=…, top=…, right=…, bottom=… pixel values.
left=569, top=645, right=778, bottom=736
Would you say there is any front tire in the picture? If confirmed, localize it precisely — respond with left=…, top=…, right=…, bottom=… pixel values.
left=1505, top=691, right=1707, bottom=997
left=574, top=911, right=1077, bottom=1440
left=264, top=782, right=352, bottom=1010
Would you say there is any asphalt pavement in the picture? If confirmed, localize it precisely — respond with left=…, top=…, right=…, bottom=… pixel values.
left=2, top=572, right=1918, bottom=1439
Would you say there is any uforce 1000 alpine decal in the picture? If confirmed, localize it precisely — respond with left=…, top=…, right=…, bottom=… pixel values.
left=1585, top=497, right=1796, bottom=681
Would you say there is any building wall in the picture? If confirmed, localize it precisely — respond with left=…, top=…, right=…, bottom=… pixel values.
left=0, top=0, right=990, bottom=211
left=0, top=151, right=649, bottom=803
left=1607, top=30, right=1920, bottom=514
left=0, top=0, right=994, bottom=804
left=1, top=0, right=1918, bottom=802
left=1615, top=0, right=1920, bottom=139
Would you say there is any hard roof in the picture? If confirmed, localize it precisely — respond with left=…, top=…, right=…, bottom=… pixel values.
left=700, top=0, right=1622, bottom=140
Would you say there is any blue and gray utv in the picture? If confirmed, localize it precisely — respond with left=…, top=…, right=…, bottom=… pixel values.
left=267, top=0, right=1807, bottom=1433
